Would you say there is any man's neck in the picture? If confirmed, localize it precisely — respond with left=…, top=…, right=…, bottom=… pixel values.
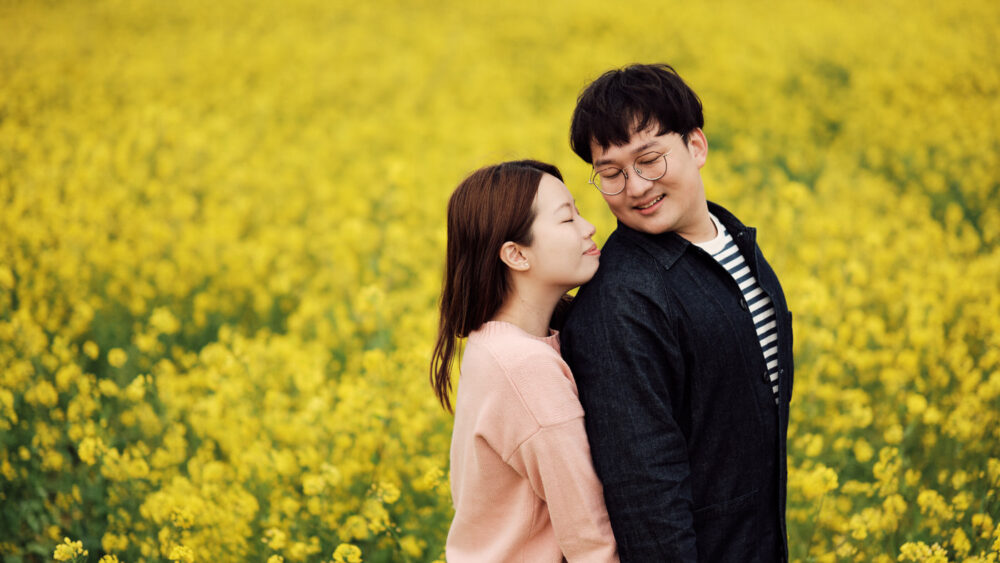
left=675, top=207, right=717, bottom=244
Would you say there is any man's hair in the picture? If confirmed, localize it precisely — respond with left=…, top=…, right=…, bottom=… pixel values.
left=570, top=63, right=704, bottom=164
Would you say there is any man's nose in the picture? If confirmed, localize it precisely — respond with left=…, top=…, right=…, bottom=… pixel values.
left=624, top=169, right=654, bottom=197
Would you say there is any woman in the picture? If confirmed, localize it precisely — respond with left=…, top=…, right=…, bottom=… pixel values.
left=430, top=160, right=618, bottom=562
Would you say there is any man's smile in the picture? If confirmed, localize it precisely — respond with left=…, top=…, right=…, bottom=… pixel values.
left=634, top=194, right=666, bottom=214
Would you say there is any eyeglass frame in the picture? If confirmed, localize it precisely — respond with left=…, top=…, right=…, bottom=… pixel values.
left=588, top=149, right=672, bottom=196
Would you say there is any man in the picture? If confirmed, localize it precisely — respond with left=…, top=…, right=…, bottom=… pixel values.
left=561, top=63, right=793, bottom=562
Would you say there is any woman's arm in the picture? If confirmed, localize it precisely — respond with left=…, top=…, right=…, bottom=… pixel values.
left=509, top=415, right=619, bottom=563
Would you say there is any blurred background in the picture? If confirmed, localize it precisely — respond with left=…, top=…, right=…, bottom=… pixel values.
left=1, top=0, right=998, bottom=561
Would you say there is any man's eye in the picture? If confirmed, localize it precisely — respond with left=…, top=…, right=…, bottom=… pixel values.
left=599, top=169, right=622, bottom=180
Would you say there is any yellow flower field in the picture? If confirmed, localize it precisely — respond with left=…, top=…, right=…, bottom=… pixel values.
left=1, top=0, right=997, bottom=561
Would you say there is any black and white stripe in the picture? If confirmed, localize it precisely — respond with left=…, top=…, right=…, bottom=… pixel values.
left=696, top=216, right=780, bottom=404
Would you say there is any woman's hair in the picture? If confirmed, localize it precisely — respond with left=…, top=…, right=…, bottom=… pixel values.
left=430, top=159, right=564, bottom=412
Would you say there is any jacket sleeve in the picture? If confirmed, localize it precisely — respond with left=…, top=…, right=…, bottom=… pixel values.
left=563, top=281, right=697, bottom=562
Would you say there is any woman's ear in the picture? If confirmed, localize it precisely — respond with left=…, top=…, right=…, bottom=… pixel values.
left=499, top=241, right=530, bottom=271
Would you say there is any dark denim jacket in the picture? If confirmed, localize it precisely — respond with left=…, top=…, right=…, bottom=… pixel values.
left=562, top=202, right=792, bottom=563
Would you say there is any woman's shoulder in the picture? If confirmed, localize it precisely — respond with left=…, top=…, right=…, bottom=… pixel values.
left=469, top=322, right=566, bottom=380
left=468, top=322, right=583, bottom=426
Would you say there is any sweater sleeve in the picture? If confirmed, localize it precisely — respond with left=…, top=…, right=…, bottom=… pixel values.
left=509, top=417, right=620, bottom=563
left=500, top=349, right=618, bottom=563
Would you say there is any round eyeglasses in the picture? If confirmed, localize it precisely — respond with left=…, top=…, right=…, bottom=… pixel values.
left=589, top=149, right=671, bottom=196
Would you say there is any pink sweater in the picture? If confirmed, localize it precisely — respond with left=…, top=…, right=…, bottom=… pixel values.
left=447, top=321, right=619, bottom=562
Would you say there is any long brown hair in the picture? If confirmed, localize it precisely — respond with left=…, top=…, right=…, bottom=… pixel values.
left=430, top=160, right=564, bottom=412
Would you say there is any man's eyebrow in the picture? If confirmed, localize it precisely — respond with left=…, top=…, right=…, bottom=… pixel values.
left=593, top=141, right=659, bottom=168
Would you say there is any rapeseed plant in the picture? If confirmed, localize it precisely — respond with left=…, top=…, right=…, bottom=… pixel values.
left=0, top=0, right=997, bottom=561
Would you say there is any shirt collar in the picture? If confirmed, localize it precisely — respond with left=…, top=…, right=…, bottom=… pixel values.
left=613, top=201, right=753, bottom=270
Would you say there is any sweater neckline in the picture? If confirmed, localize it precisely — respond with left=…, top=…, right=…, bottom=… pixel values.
left=476, top=320, right=560, bottom=349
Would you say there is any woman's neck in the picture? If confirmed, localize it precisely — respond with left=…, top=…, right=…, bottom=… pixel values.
left=491, top=285, right=563, bottom=338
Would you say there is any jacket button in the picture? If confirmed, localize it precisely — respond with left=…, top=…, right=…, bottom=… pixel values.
left=739, top=298, right=749, bottom=311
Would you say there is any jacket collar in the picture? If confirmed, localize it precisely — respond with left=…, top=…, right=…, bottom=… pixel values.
left=614, top=201, right=753, bottom=270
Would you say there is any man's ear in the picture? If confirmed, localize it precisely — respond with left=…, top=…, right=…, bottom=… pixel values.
left=499, top=241, right=530, bottom=271
left=687, top=127, right=708, bottom=168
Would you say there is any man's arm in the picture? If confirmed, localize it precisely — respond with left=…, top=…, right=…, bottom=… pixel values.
left=565, top=281, right=697, bottom=562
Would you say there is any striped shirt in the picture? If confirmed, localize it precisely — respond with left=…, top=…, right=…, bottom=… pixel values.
left=694, top=214, right=780, bottom=404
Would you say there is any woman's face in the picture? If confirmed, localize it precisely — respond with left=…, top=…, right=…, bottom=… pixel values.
left=522, top=174, right=600, bottom=291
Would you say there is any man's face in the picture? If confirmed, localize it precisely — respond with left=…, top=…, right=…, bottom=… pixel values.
left=589, top=126, right=709, bottom=237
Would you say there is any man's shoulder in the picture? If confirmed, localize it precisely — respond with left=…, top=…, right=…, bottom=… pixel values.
left=564, top=231, right=673, bottom=334
left=587, top=228, right=668, bottom=287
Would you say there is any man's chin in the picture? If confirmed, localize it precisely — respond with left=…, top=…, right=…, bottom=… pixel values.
left=620, top=215, right=671, bottom=235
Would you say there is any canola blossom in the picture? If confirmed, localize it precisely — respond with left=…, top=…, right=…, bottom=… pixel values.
left=0, top=0, right=998, bottom=561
